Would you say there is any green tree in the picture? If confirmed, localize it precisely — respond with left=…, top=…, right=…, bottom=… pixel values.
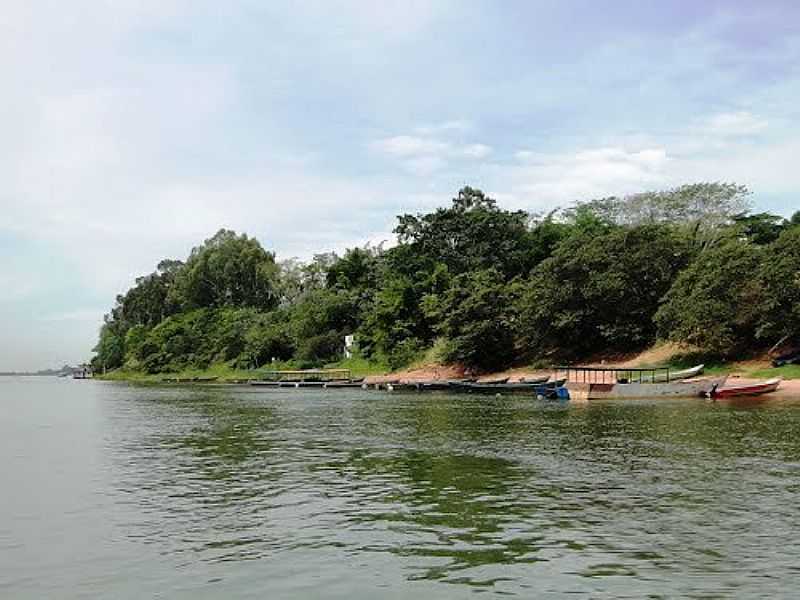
left=431, top=269, right=517, bottom=371
left=733, top=212, right=788, bottom=245
left=394, top=186, right=538, bottom=279
left=117, top=259, right=185, bottom=328
left=91, top=320, right=126, bottom=371
left=655, top=240, right=764, bottom=356
left=239, top=311, right=294, bottom=368
left=518, top=225, right=692, bottom=359
left=180, top=229, right=279, bottom=310
left=757, top=227, right=800, bottom=344
left=288, top=288, right=358, bottom=364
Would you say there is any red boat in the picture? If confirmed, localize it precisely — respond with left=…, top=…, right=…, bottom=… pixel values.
left=710, top=378, right=782, bottom=400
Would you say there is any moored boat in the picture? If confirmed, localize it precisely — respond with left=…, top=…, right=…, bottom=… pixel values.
left=710, top=378, right=781, bottom=400
left=449, top=376, right=556, bottom=394
left=566, top=376, right=727, bottom=400
left=635, top=364, right=704, bottom=383
left=476, top=376, right=510, bottom=385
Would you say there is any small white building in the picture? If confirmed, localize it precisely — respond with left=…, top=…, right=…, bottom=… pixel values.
left=344, top=335, right=355, bottom=359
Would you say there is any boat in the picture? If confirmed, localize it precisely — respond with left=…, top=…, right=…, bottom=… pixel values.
left=476, top=376, right=510, bottom=385
left=773, top=351, right=800, bottom=367
left=632, top=364, right=704, bottom=383
left=449, top=377, right=556, bottom=394
left=710, top=378, right=782, bottom=400
left=566, top=376, right=727, bottom=400
left=384, top=380, right=474, bottom=392
left=323, top=380, right=367, bottom=389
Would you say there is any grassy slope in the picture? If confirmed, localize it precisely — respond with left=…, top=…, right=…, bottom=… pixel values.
left=98, top=362, right=259, bottom=383
left=99, top=355, right=392, bottom=383
left=609, top=342, right=800, bottom=379
left=97, top=343, right=800, bottom=383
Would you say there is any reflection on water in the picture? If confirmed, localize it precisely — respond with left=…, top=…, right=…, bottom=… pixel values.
left=4, top=379, right=800, bottom=598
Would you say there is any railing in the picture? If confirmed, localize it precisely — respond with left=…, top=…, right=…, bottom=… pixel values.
left=553, top=366, right=672, bottom=384
left=255, top=369, right=352, bottom=382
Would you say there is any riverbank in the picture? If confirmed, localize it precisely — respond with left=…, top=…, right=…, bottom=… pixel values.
left=97, top=347, right=800, bottom=387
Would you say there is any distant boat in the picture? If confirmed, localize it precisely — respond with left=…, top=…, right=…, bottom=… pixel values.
left=772, top=351, right=800, bottom=367
left=710, top=378, right=782, bottom=400
left=477, top=376, right=510, bottom=385
left=449, top=376, right=553, bottom=393
left=323, top=381, right=366, bottom=389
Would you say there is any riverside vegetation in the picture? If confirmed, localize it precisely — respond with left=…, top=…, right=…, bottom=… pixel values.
left=92, top=184, right=800, bottom=379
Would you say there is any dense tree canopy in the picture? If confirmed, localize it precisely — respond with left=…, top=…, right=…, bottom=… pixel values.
left=655, top=240, right=764, bottom=356
left=93, top=184, right=800, bottom=374
left=757, top=227, right=800, bottom=343
left=517, top=225, right=692, bottom=359
left=430, top=269, right=518, bottom=371
left=394, top=187, right=538, bottom=278
left=180, top=229, right=280, bottom=310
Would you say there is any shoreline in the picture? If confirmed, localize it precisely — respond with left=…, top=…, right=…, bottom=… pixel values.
left=96, top=359, right=800, bottom=389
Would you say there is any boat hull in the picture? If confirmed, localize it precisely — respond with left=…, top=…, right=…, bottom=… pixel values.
left=566, top=377, right=727, bottom=401
left=711, top=378, right=781, bottom=399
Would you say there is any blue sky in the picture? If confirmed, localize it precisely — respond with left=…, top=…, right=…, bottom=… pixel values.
left=2, top=0, right=799, bottom=369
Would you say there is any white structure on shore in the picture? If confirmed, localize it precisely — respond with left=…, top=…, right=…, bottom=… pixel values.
left=344, top=335, right=355, bottom=359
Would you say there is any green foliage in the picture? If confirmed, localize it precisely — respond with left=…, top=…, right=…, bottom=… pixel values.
left=733, top=212, right=788, bottom=245
left=288, top=288, right=358, bottom=363
left=239, top=311, right=294, bottom=368
left=432, top=269, right=517, bottom=371
left=93, top=184, right=795, bottom=376
left=655, top=239, right=764, bottom=356
left=394, top=186, right=538, bottom=278
left=181, top=229, right=279, bottom=310
left=92, top=321, right=126, bottom=371
left=757, top=227, right=800, bottom=342
left=130, top=308, right=272, bottom=373
left=518, top=225, right=692, bottom=359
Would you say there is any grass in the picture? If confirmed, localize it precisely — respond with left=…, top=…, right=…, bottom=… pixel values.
left=99, top=355, right=392, bottom=384
left=98, top=362, right=259, bottom=383
left=749, top=364, right=800, bottom=380
left=407, top=338, right=450, bottom=370
left=324, top=355, right=390, bottom=379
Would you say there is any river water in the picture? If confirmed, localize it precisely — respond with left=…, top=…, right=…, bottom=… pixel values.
left=2, top=377, right=800, bottom=598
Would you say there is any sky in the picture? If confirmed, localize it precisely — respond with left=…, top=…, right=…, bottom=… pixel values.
left=2, top=0, right=799, bottom=370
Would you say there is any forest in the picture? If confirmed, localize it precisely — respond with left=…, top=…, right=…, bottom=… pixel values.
left=91, top=184, right=800, bottom=375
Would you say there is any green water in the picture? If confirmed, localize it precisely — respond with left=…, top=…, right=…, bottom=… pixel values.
left=2, top=378, right=800, bottom=598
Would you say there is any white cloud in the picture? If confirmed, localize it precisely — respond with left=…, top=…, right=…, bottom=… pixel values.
left=462, top=143, right=492, bottom=158
left=414, top=120, right=473, bottom=135
left=702, top=111, right=769, bottom=136
left=371, top=132, right=492, bottom=173
left=501, top=146, right=670, bottom=205
left=371, top=135, right=451, bottom=157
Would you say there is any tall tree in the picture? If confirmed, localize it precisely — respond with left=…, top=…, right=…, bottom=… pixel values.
left=518, top=225, right=692, bottom=359
left=180, top=229, right=279, bottom=310
left=757, top=227, right=800, bottom=344
left=430, top=269, right=517, bottom=371
left=394, top=186, right=537, bottom=279
left=655, top=239, right=764, bottom=356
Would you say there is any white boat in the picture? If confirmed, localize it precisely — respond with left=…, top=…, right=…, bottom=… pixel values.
left=631, top=364, right=704, bottom=383
left=566, top=376, right=727, bottom=401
